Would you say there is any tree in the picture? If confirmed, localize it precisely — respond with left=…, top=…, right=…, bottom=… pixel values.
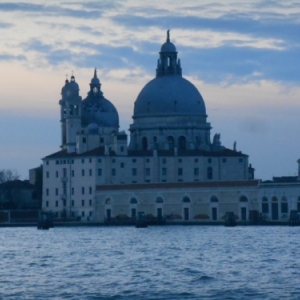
left=0, top=169, right=20, bottom=184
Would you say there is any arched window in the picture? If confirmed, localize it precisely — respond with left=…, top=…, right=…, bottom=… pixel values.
left=272, top=196, right=278, bottom=202
left=281, top=196, right=288, bottom=214
left=262, top=197, right=269, bottom=213
left=105, top=198, right=112, bottom=204
left=207, top=167, right=213, bottom=180
left=130, top=198, right=138, bottom=204
left=142, top=137, right=148, bottom=150
left=178, top=136, right=186, bottom=150
left=240, top=196, right=248, bottom=202
left=210, top=196, right=219, bottom=202
left=182, top=196, right=191, bottom=203
left=167, top=136, right=174, bottom=150
left=156, top=197, right=164, bottom=204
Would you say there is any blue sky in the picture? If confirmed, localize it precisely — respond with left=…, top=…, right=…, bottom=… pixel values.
left=0, top=0, right=300, bottom=180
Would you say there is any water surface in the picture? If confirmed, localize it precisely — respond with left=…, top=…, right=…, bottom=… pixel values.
left=0, top=226, right=299, bottom=299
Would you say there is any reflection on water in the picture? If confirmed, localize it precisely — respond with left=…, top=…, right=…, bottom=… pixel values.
left=0, top=226, right=299, bottom=299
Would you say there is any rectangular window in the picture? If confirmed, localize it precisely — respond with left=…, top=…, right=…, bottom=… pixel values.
left=98, top=159, right=102, bottom=163
left=63, top=200, right=66, bottom=207
left=55, top=200, right=58, bottom=207
left=112, top=159, right=115, bottom=163
left=100, top=138, right=104, bottom=143
left=112, top=169, right=116, bottom=176
left=120, top=146, right=124, bottom=152
left=82, top=200, right=85, bottom=207
left=89, top=199, right=92, bottom=206
left=71, top=188, right=74, bottom=195
left=146, top=168, right=150, bottom=176
left=239, top=158, right=243, bottom=163
left=63, top=168, right=67, bottom=176
left=262, top=203, right=269, bottom=214
left=82, top=169, right=85, bottom=176
left=55, top=188, right=58, bottom=196
left=162, top=158, right=166, bottom=164
left=46, top=188, right=49, bottom=196
left=208, top=158, right=212, bottom=163
left=46, top=201, right=49, bottom=207
left=89, top=158, right=92, bottom=163
left=194, top=158, right=198, bottom=163
left=146, top=159, right=150, bottom=163
left=194, top=168, right=199, bottom=176
left=82, top=137, right=86, bottom=144
left=89, top=187, right=92, bottom=194
left=222, top=158, right=227, bottom=163
left=82, top=159, right=85, bottom=163
left=132, top=158, right=136, bottom=163
left=56, top=160, right=59, bottom=165
left=89, top=211, right=93, bottom=217
left=82, top=211, right=85, bottom=217
left=72, top=170, right=74, bottom=177
left=178, top=168, right=183, bottom=176
left=46, top=171, right=49, bottom=178
left=89, top=169, right=92, bottom=176
left=46, top=161, right=49, bottom=165
left=281, top=202, right=288, bottom=214
left=178, top=159, right=182, bottom=163
left=72, top=200, right=74, bottom=207
left=56, top=171, right=58, bottom=178
left=120, top=162, right=124, bottom=168
left=98, top=168, right=102, bottom=176
left=162, top=168, right=167, bottom=176
left=132, top=168, right=137, bottom=176
left=82, top=187, right=85, bottom=195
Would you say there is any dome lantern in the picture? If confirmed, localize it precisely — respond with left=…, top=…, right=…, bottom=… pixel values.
left=156, top=30, right=182, bottom=77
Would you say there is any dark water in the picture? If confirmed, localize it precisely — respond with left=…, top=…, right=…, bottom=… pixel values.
left=0, top=226, right=299, bottom=300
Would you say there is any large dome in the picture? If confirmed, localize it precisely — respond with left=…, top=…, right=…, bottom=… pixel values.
left=133, top=75, right=206, bottom=118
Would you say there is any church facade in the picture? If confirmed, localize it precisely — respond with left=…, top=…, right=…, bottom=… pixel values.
left=42, top=32, right=300, bottom=224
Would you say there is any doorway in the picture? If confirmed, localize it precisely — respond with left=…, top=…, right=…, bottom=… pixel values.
left=184, top=207, right=189, bottom=221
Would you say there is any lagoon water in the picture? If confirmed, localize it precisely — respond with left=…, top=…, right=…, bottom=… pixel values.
left=0, top=226, right=299, bottom=299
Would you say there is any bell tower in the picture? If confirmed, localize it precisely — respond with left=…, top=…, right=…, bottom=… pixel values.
left=59, top=75, right=82, bottom=153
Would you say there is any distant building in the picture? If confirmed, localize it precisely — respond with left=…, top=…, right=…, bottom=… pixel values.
left=42, top=32, right=300, bottom=223
left=0, top=180, right=39, bottom=210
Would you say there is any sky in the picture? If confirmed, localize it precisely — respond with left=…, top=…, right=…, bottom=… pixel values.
left=0, top=0, right=300, bottom=180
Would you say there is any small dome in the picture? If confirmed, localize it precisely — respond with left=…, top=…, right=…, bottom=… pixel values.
left=61, top=79, right=69, bottom=95
left=69, top=75, right=79, bottom=91
left=161, top=41, right=176, bottom=52
left=160, top=29, right=176, bottom=52
left=82, top=96, right=119, bottom=128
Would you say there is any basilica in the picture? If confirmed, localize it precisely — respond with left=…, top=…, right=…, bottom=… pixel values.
left=42, top=32, right=300, bottom=224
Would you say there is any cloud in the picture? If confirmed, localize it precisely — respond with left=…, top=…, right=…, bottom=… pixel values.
left=0, top=2, right=103, bottom=19
left=0, top=22, right=12, bottom=28
left=0, top=54, right=26, bottom=61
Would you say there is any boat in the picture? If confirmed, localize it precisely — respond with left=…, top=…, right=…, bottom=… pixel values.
left=37, top=212, right=54, bottom=230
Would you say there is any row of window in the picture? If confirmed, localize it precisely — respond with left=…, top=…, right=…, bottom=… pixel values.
left=45, top=187, right=93, bottom=196
left=51, top=211, right=93, bottom=218
left=45, top=199, right=93, bottom=208
left=104, top=195, right=247, bottom=205
left=46, top=157, right=244, bottom=166
left=46, top=167, right=214, bottom=179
